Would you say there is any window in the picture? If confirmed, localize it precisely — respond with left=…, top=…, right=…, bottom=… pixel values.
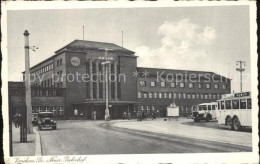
left=192, top=94, right=195, bottom=99
left=214, top=84, right=219, bottom=89
left=209, top=94, right=212, bottom=99
left=59, top=107, right=64, bottom=115
left=164, top=93, right=167, bottom=98
left=189, top=83, right=194, bottom=88
left=150, top=81, right=156, bottom=87
left=180, top=83, right=185, bottom=88
left=198, top=83, right=203, bottom=89
left=159, top=93, right=162, bottom=98
left=232, top=100, right=239, bottom=109
left=169, top=93, right=172, bottom=99
left=146, top=106, right=150, bottom=114
left=60, top=59, right=62, bottom=65
left=206, top=83, right=211, bottom=89
left=143, top=92, right=148, bottom=98
left=205, top=94, right=208, bottom=99
left=225, top=100, right=231, bottom=109
left=149, top=92, right=153, bottom=98
left=161, top=82, right=166, bottom=87
left=57, top=60, right=59, bottom=67
left=213, top=94, right=216, bottom=99
left=240, top=99, right=247, bottom=109
left=217, top=94, right=220, bottom=99
left=178, top=93, right=182, bottom=99
left=138, top=92, right=141, bottom=98
left=212, top=105, right=216, bottom=110
left=154, top=93, right=157, bottom=98
left=170, top=82, right=175, bottom=88
left=223, top=84, right=227, bottom=89
left=74, top=109, right=79, bottom=115
left=220, top=101, right=225, bottom=110
left=187, top=94, right=190, bottom=99
left=183, top=93, right=186, bottom=99
left=208, top=105, right=211, bottom=110
left=173, top=93, right=177, bottom=99
left=140, top=81, right=146, bottom=87
left=247, top=99, right=252, bottom=109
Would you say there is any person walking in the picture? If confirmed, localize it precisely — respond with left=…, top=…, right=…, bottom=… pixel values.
left=13, top=113, right=19, bottom=128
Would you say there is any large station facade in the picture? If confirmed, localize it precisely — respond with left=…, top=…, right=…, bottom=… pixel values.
left=9, top=40, right=231, bottom=119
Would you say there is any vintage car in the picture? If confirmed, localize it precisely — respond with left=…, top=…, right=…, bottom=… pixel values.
left=38, top=112, right=57, bottom=130
left=32, top=113, right=38, bottom=125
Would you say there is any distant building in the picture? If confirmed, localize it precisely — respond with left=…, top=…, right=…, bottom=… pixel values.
left=9, top=40, right=230, bottom=119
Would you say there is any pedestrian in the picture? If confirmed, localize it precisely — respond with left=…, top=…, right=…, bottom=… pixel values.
left=122, top=111, right=126, bottom=120
left=17, top=114, right=21, bottom=128
left=13, top=113, right=19, bottom=128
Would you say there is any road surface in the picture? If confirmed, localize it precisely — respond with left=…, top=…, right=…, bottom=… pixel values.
left=38, top=120, right=251, bottom=155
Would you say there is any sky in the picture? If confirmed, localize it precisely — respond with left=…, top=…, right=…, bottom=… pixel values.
left=7, top=5, right=251, bottom=92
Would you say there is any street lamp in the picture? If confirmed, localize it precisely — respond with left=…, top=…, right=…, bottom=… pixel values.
left=236, top=60, right=246, bottom=92
left=100, top=48, right=114, bottom=121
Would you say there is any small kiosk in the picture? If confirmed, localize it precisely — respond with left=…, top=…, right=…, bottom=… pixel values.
left=167, top=103, right=179, bottom=121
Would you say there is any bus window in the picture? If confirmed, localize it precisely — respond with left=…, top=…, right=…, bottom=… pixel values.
left=198, top=105, right=207, bottom=111
left=240, top=99, right=247, bottom=109
left=221, top=101, right=225, bottom=110
left=208, top=105, right=211, bottom=110
left=225, top=100, right=231, bottom=109
left=212, top=105, right=216, bottom=110
left=218, top=102, right=221, bottom=110
left=247, top=98, right=252, bottom=109
left=232, top=100, right=239, bottom=109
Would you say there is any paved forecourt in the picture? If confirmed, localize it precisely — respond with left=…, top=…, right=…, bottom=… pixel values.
left=113, top=118, right=252, bottom=148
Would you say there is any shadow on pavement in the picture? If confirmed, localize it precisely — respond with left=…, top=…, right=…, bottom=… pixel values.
left=182, top=121, right=252, bottom=133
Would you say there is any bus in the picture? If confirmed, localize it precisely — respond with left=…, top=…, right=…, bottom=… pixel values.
left=192, top=102, right=217, bottom=122
left=216, top=92, right=252, bottom=131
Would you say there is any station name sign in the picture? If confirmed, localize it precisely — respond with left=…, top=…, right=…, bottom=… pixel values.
left=234, top=92, right=250, bottom=98
left=98, top=57, right=114, bottom=61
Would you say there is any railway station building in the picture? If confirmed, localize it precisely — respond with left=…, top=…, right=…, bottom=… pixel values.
left=9, top=40, right=231, bottom=119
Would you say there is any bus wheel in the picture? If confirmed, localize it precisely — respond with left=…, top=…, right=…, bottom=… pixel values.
left=226, top=117, right=233, bottom=130
left=233, top=117, right=241, bottom=131
left=206, top=115, right=211, bottom=122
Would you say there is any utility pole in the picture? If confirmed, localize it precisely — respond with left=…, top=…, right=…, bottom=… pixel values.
left=122, top=31, right=123, bottom=48
left=83, top=26, right=85, bottom=41
left=236, top=60, right=246, bottom=92
left=24, top=30, right=33, bottom=134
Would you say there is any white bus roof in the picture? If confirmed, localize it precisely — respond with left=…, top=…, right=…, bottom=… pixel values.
left=218, top=92, right=251, bottom=101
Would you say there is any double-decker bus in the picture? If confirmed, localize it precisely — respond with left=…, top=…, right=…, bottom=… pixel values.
left=216, top=92, right=252, bottom=131
left=192, top=102, right=217, bottom=122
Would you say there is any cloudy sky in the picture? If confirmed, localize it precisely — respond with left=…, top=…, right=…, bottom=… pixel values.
left=7, top=5, right=251, bottom=92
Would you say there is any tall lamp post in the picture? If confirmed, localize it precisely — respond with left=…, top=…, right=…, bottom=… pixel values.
left=100, top=48, right=114, bottom=121
left=236, top=60, right=246, bottom=92
left=24, top=30, right=38, bottom=134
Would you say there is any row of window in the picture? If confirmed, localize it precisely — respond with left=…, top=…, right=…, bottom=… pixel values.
left=31, top=89, right=64, bottom=97
left=32, top=106, right=64, bottom=115
left=138, top=92, right=222, bottom=100
left=31, top=78, right=63, bottom=88
left=31, top=63, right=54, bottom=76
left=139, top=81, right=227, bottom=90
left=219, top=98, right=251, bottom=110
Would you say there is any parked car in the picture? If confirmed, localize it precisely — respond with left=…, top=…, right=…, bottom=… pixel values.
left=32, top=113, right=38, bottom=125
left=38, top=112, right=56, bottom=130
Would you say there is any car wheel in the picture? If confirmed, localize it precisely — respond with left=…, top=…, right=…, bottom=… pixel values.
left=226, top=117, right=233, bottom=130
left=233, top=117, right=241, bottom=131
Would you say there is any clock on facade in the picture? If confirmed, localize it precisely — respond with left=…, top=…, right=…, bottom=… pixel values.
left=71, top=57, right=80, bottom=66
